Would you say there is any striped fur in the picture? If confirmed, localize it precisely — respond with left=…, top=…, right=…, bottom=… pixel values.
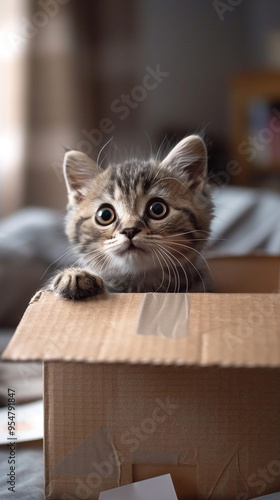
left=50, top=135, right=214, bottom=299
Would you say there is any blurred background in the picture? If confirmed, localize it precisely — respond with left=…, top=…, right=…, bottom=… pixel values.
left=1, top=0, right=280, bottom=328
left=2, top=0, right=280, bottom=217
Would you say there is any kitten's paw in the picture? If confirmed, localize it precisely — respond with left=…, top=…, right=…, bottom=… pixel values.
left=50, top=268, right=105, bottom=300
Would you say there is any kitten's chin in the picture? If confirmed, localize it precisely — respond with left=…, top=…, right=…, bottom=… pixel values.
left=113, top=250, right=156, bottom=273
left=110, top=240, right=154, bottom=272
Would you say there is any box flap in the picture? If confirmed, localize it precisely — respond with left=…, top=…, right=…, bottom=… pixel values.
left=2, top=291, right=280, bottom=367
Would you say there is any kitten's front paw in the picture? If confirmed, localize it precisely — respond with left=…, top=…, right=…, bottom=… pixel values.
left=50, top=268, right=105, bottom=300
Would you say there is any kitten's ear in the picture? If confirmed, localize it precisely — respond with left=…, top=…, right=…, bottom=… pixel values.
left=161, top=135, right=207, bottom=191
left=63, top=151, right=99, bottom=200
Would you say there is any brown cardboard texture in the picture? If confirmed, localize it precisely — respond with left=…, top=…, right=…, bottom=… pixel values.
left=209, top=254, right=280, bottom=293
left=2, top=256, right=280, bottom=500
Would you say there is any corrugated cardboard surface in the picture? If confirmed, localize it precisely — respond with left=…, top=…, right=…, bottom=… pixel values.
left=45, top=362, right=280, bottom=500
left=2, top=291, right=280, bottom=367
left=2, top=256, right=280, bottom=499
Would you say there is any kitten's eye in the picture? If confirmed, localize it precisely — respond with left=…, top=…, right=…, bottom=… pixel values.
left=95, top=205, right=116, bottom=225
left=147, top=199, right=169, bottom=219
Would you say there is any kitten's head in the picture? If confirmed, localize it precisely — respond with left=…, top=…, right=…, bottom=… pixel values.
left=63, top=135, right=213, bottom=282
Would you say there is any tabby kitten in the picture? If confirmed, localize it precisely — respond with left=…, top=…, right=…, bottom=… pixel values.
left=50, top=135, right=213, bottom=299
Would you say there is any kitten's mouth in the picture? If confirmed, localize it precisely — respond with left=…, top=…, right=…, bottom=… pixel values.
left=120, top=242, right=146, bottom=255
left=127, top=243, right=144, bottom=252
left=128, top=243, right=138, bottom=251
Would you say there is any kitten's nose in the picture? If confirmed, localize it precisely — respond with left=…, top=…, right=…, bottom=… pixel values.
left=121, top=227, right=141, bottom=240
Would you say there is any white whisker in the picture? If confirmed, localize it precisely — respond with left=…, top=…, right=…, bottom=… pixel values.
left=165, top=240, right=213, bottom=280
left=97, top=137, right=114, bottom=170
left=145, top=131, right=153, bottom=158
left=40, top=246, right=79, bottom=281
left=154, top=242, right=189, bottom=293
left=155, top=135, right=167, bottom=163
left=153, top=243, right=181, bottom=292
left=152, top=245, right=172, bottom=292
left=151, top=247, right=167, bottom=292
left=163, top=242, right=206, bottom=293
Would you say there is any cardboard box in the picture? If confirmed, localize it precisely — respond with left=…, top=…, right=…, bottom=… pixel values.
left=2, top=256, right=280, bottom=500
